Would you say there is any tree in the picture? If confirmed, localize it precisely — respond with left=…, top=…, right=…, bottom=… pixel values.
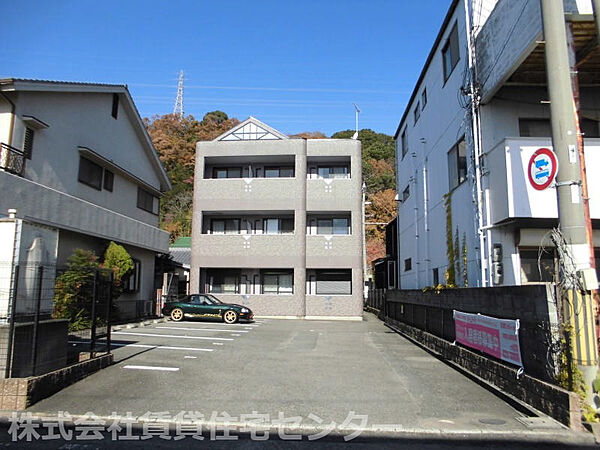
left=366, top=189, right=397, bottom=241
left=102, top=241, right=134, bottom=299
left=145, top=112, right=239, bottom=241
left=330, top=129, right=395, bottom=162
left=53, top=249, right=99, bottom=330
left=288, top=131, right=327, bottom=139
left=364, top=158, right=396, bottom=192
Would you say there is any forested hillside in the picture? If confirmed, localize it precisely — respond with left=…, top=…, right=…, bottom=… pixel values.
left=145, top=114, right=397, bottom=268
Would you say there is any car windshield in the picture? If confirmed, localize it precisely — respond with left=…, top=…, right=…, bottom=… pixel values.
left=206, top=294, right=222, bottom=304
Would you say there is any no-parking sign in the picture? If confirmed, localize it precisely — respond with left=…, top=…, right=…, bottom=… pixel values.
left=527, top=147, right=558, bottom=191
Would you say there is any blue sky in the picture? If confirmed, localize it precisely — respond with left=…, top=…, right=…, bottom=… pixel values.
left=1, top=0, right=451, bottom=136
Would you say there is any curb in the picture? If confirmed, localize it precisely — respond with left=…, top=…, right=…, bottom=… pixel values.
left=111, top=317, right=169, bottom=332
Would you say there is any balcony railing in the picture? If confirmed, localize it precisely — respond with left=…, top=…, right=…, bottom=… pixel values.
left=0, top=143, right=25, bottom=176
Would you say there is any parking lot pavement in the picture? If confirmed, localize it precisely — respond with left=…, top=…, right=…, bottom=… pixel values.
left=27, top=313, right=587, bottom=440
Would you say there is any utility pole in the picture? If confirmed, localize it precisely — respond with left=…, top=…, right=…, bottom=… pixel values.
left=173, top=70, right=184, bottom=119
left=541, top=0, right=598, bottom=398
left=362, top=182, right=369, bottom=298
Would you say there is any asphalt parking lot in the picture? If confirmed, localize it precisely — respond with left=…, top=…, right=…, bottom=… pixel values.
left=20, top=313, right=593, bottom=446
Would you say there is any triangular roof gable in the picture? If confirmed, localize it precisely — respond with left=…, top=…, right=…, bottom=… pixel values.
left=215, top=117, right=288, bottom=141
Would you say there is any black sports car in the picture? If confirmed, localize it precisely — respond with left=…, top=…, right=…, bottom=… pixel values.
left=161, top=294, right=253, bottom=324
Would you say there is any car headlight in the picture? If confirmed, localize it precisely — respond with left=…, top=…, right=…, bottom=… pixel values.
left=241, top=308, right=249, bottom=313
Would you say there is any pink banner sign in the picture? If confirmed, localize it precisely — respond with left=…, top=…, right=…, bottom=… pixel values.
left=453, top=310, right=523, bottom=367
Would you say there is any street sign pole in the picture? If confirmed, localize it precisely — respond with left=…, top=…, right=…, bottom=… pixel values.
left=541, top=0, right=598, bottom=400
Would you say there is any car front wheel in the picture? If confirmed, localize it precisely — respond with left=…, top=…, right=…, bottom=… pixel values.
left=223, top=310, right=238, bottom=324
left=171, top=308, right=184, bottom=322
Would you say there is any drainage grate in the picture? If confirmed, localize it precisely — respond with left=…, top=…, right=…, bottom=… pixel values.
left=478, top=418, right=507, bottom=425
left=515, top=417, right=564, bottom=429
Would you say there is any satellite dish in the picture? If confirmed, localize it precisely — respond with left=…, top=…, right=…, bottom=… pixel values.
left=352, top=131, right=358, bottom=140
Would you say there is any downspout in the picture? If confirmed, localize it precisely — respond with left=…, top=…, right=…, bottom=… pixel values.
left=411, top=152, right=420, bottom=288
left=464, top=0, right=488, bottom=287
left=423, top=156, right=430, bottom=285
left=0, top=91, right=16, bottom=147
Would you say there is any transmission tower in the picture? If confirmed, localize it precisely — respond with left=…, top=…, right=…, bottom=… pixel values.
left=173, top=70, right=184, bottom=119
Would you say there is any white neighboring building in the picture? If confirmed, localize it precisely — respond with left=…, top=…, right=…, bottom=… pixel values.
left=0, top=78, right=171, bottom=319
left=394, top=0, right=600, bottom=289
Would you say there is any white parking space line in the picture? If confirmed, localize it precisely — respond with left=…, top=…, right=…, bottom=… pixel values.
left=184, top=356, right=197, bottom=359
left=156, top=326, right=248, bottom=333
left=212, top=342, right=224, bottom=346
left=165, top=323, right=259, bottom=329
left=113, top=331, right=234, bottom=341
left=123, top=365, right=179, bottom=372
left=231, top=334, right=241, bottom=336
left=68, top=340, right=214, bottom=352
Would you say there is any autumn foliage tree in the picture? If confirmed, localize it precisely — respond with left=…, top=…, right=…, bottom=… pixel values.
left=145, top=112, right=239, bottom=240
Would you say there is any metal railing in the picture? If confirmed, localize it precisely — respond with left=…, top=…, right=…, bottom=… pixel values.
left=0, top=143, right=25, bottom=176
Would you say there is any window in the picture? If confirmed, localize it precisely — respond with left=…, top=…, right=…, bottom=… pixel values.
left=401, top=129, right=408, bottom=158
left=263, top=218, right=294, bottom=234
left=404, top=258, right=412, bottom=272
left=124, top=259, right=140, bottom=293
left=442, top=22, right=460, bottom=81
left=264, top=166, right=294, bottom=178
left=315, top=270, right=351, bottom=295
left=213, top=167, right=241, bottom=178
left=402, top=185, right=410, bottom=202
left=520, top=117, right=599, bottom=138
left=209, top=270, right=239, bottom=293
left=432, top=268, right=439, bottom=285
left=387, top=261, right=396, bottom=289
left=211, top=219, right=239, bottom=234
left=111, top=93, right=119, bottom=119
left=103, top=169, right=114, bottom=192
left=414, top=101, right=420, bottom=124
left=23, top=127, right=34, bottom=159
left=421, top=89, right=427, bottom=109
left=447, top=138, right=467, bottom=190
left=261, top=270, right=294, bottom=294
left=78, top=157, right=103, bottom=190
left=519, top=118, right=551, bottom=137
left=582, top=118, right=600, bottom=138
left=317, top=166, right=349, bottom=179
left=520, top=249, right=555, bottom=283
left=137, top=187, right=159, bottom=214
left=315, top=218, right=350, bottom=235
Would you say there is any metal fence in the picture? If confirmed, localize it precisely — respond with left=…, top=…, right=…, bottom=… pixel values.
left=365, top=288, right=386, bottom=313
left=0, top=262, right=113, bottom=378
left=0, top=143, right=26, bottom=176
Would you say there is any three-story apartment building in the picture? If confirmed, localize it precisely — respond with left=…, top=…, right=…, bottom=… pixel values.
left=191, top=117, right=363, bottom=319
left=0, top=78, right=171, bottom=319
left=394, top=0, right=600, bottom=289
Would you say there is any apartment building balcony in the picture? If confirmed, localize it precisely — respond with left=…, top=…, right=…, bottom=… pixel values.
left=485, top=137, right=600, bottom=224
left=0, top=143, right=25, bottom=176
left=306, top=178, right=359, bottom=210
left=196, top=177, right=303, bottom=211
left=305, top=235, right=360, bottom=267
left=195, top=233, right=302, bottom=268
left=475, top=0, right=598, bottom=103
